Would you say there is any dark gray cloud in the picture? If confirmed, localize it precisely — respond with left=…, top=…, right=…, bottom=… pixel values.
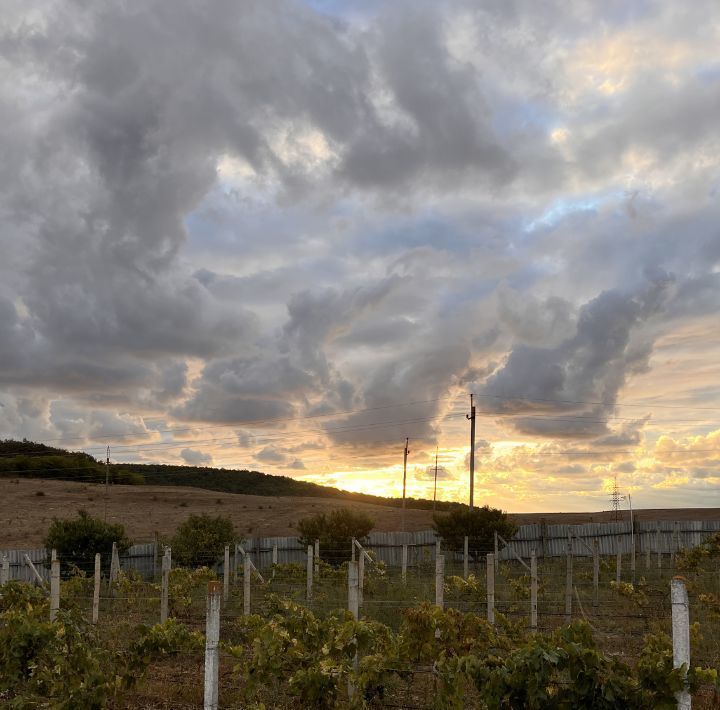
left=180, top=448, right=213, bottom=466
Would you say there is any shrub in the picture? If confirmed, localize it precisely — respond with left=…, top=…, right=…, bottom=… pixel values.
left=433, top=505, right=516, bottom=561
left=44, top=510, right=131, bottom=573
left=170, top=513, right=237, bottom=567
left=297, top=508, right=374, bottom=565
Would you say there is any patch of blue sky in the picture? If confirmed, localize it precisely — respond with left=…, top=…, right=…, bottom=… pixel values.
left=489, top=93, right=559, bottom=140
left=523, top=190, right=625, bottom=234
left=695, top=64, right=720, bottom=84
left=300, top=0, right=384, bottom=21
left=354, top=212, right=511, bottom=257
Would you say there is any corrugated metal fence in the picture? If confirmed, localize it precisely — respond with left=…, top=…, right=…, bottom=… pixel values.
left=2, top=520, right=719, bottom=580
left=0, top=542, right=157, bottom=583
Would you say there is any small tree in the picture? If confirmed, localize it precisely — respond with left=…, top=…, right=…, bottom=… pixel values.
left=433, top=505, right=517, bottom=561
left=44, top=510, right=131, bottom=573
left=170, top=514, right=236, bottom=568
left=297, top=508, right=374, bottom=565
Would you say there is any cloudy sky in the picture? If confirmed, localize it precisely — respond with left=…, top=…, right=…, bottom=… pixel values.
left=1, top=0, right=719, bottom=512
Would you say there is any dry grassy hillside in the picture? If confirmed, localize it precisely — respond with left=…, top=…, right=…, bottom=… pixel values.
left=1, top=477, right=718, bottom=548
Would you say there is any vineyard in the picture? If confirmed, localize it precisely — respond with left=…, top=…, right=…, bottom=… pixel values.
left=1, top=535, right=719, bottom=708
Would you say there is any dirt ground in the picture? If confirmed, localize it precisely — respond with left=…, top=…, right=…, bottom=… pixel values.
left=1, top=477, right=718, bottom=548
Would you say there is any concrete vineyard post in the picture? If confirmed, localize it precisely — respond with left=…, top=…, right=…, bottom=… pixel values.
left=671, top=577, right=691, bottom=710
left=348, top=561, right=359, bottom=620
left=272, top=545, right=278, bottom=566
left=109, top=541, right=120, bottom=594
left=616, top=550, right=622, bottom=584
left=435, top=554, right=445, bottom=609
left=204, top=581, right=221, bottom=710
left=530, top=549, right=538, bottom=630
left=592, top=539, right=599, bottom=609
left=0, top=554, right=8, bottom=585
left=486, top=553, right=495, bottom=624
left=314, top=539, right=319, bottom=576
left=223, top=546, right=230, bottom=602
left=160, top=549, right=171, bottom=623
left=358, top=549, right=365, bottom=613
left=243, top=554, right=251, bottom=616
left=306, top=545, right=313, bottom=602
left=565, top=537, right=573, bottom=624
left=347, top=561, right=360, bottom=701
left=494, top=531, right=499, bottom=572
left=401, top=544, right=408, bottom=583
left=92, top=553, right=101, bottom=624
left=49, top=556, right=60, bottom=622
left=463, top=536, right=469, bottom=580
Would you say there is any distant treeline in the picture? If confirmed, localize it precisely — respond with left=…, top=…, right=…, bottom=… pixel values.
left=0, top=439, right=463, bottom=512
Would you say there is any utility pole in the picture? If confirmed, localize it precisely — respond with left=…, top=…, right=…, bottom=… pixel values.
left=402, top=438, right=410, bottom=532
left=432, top=446, right=439, bottom=512
left=466, top=394, right=476, bottom=510
left=104, top=445, right=110, bottom=523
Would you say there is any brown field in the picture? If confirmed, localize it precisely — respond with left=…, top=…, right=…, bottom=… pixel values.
left=0, top=477, right=718, bottom=548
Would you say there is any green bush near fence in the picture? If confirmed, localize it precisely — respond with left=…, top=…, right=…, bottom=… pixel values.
left=170, top=513, right=237, bottom=568
left=297, top=508, right=374, bottom=565
left=44, top=509, right=131, bottom=573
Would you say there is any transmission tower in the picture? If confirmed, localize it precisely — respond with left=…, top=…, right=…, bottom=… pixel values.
left=610, top=473, right=623, bottom=521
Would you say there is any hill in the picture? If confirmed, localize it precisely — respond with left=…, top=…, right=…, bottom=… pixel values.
left=0, top=439, right=459, bottom=511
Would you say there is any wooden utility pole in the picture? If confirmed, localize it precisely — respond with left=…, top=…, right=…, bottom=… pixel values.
left=104, top=446, right=110, bottom=523
left=466, top=394, right=476, bottom=509
left=432, top=446, right=439, bottom=512
left=401, top=438, right=410, bottom=532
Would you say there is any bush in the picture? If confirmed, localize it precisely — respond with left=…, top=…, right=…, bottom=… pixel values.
left=170, top=514, right=237, bottom=567
left=297, top=508, right=374, bottom=565
left=433, top=505, right=517, bottom=561
left=44, top=510, right=131, bottom=573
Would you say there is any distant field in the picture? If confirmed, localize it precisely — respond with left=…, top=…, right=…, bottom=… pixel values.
left=0, top=477, right=718, bottom=548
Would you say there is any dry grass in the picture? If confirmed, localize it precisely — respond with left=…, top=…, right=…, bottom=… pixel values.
left=0, top=477, right=717, bottom=548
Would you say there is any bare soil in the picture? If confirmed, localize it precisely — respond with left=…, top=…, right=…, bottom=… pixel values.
left=0, top=477, right=718, bottom=548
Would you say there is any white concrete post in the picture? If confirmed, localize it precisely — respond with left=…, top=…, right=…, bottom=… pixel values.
left=50, top=557, right=60, bottom=622
left=92, top=553, right=101, bottom=624
left=358, top=549, right=365, bottom=612
left=401, top=544, right=408, bottom=583
left=243, top=554, right=251, bottom=616
left=306, top=545, right=313, bottom=602
left=314, top=539, right=320, bottom=575
left=616, top=549, right=622, bottom=584
left=486, top=553, right=495, bottom=624
left=109, top=542, right=120, bottom=594
left=494, top=531, right=499, bottom=572
left=592, top=539, right=599, bottom=609
left=463, top=536, right=469, bottom=580
left=565, top=537, right=573, bottom=624
left=530, top=549, right=537, bottom=630
left=351, top=537, right=356, bottom=562
left=223, top=546, right=230, bottom=602
left=435, top=554, right=445, bottom=609
left=160, top=549, right=170, bottom=623
left=0, top=554, right=9, bottom=585
left=204, top=581, right=221, bottom=710
left=272, top=545, right=278, bottom=566
left=671, top=577, right=691, bottom=710
left=348, top=561, right=359, bottom=620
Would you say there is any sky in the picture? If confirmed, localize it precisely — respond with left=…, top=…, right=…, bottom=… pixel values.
left=1, top=0, right=719, bottom=512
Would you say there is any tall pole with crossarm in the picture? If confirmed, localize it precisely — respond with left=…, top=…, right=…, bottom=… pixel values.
left=466, top=394, right=476, bottom=510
